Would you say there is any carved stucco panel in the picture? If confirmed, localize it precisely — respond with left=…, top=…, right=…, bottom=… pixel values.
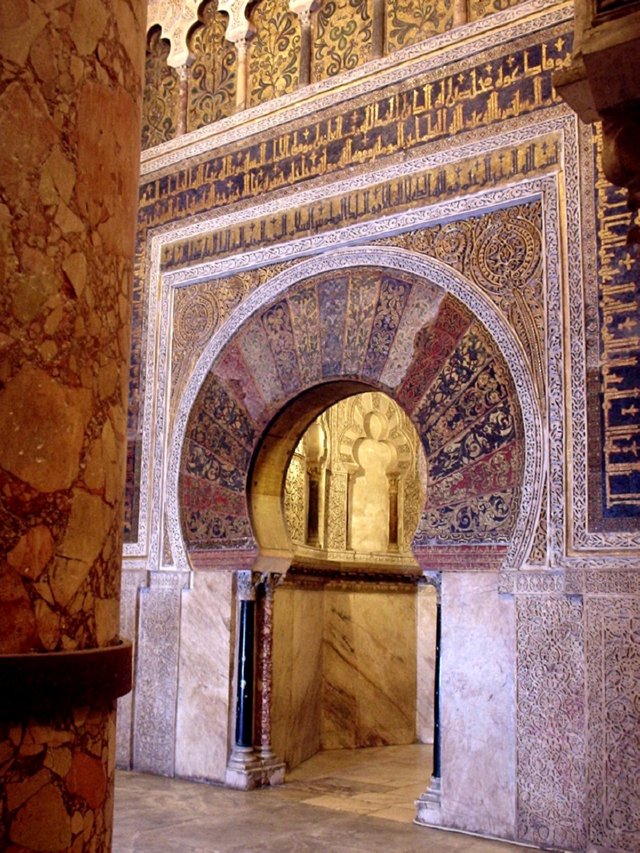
left=586, top=595, right=640, bottom=852
left=516, top=595, right=587, bottom=851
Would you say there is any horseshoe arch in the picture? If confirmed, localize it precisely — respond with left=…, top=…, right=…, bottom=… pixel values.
left=167, top=246, right=544, bottom=575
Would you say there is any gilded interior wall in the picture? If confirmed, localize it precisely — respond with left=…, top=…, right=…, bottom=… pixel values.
left=312, top=0, right=373, bottom=81
left=272, top=582, right=422, bottom=770
left=385, top=0, right=453, bottom=50
left=141, top=0, right=535, bottom=149
left=187, top=2, right=237, bottom=131
left=141, top=27, right=179, bottom=148
left=248, top=0, right=301, bottom=105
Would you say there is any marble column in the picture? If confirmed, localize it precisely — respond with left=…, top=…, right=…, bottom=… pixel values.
left=255, top=574, right=285, bottom=784
left=176, top=63, right=189, bottom=136
left=256, top=575, right=277, bottom=760
left=233, top=37, right=249, bottom=112
left=415, top=572, right=443, bottom=826
left=0, top=1, right=145, bottom=850
left=452, top=0, right=468, bottom=28
left=388, top=474, right=399, bottom=550
left=226, top=571, right=285, bottom=789
left=306, top=464, right=321, bottom=546
left=226, top=571, right=259, bottom=787
left=371, top=0, right=386, bottom=58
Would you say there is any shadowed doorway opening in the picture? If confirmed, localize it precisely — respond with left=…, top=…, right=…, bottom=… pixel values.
left=269, top=391, right=437, bottom=801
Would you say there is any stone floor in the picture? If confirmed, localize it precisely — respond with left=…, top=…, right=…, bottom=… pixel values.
left=113, top=744, right=525, bottom=852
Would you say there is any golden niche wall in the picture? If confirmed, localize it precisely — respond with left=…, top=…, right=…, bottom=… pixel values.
left=141, top=0, right=529, bottom=148
left=284, top=391, right=426, bottom=565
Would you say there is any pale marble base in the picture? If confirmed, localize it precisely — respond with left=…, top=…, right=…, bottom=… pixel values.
left=225, top=756, right=286, bottom=789
left=272, top=587, right=324, bottom=769
left=415, top=775, right=442, bottom=826
left=322, top=589, right=417, bottom=750
left=272, top=584, right=419, bottom=771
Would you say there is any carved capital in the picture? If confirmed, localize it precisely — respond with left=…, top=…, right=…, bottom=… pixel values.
left=288, top=0, right=317, bottom=24
left=421, top=570, right=442, bottom=601
left=237, top=569, right=259, bottom=600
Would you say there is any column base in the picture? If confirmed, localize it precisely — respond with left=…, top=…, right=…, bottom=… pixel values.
left=225, top=752, right=286, bottom=790
left=415, top=775, right=442, bottom=826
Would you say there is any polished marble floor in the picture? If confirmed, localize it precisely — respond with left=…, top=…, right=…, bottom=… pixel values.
left=113, top=744, right=525, bottom=852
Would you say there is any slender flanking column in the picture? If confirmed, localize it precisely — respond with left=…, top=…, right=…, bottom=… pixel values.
left=290, top=0, right=315, bottom=86
left=176, top=64, right=189, bottom=136
left=217, top=0, right=254, bottom=113
left=371, top=0, right=386, bottom=58
left=226, top=570, right=259, bottom=787
left=346, top=471, right=356, bottom=549
left=432, top=590, right=442, bottom=778
left=227, top=570, right=286, bottom=788
left=256, top=573, right=280, bottom=760
left=235, top=571, right=256, bottom=752
left=234, top=37, right=249, bottom=111
left=388, top=474, right=399, bottom=550
left=452, top=0, right=468, bottom=28
left=415, top=572, right=443, bottom=826
left=306, top=463, right=322, bottom=546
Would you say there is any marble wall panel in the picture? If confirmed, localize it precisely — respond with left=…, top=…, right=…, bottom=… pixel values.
left=116, top=568, right=147, bottom=769
left=132, top=572, right=185, bottom=776
left=272, top=587, right=324, bottom=770
left=440, top=572, right=516, bottom=840
left=321, top=589, right=417, bottom=750
left=175, top=571, right=234, bottom=782
left=416, top=583, right=437, bottom=743
left=321, top=591, right=359, bottom=751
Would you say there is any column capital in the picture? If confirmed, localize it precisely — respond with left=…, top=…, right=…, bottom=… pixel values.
left=421, top=570, right=442, bottom=601
left=288, top=0, right=318, bottom=24
left=260, top=571, right=286, bottom=592
left=236, top=569, right=260, bottom=600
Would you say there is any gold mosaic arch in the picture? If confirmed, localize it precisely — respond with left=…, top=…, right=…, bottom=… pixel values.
left=172, top=250, right=541, bottom=574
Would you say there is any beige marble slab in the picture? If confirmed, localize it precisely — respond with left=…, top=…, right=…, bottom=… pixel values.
left=174, top=571, right=233, bottom=782
left=440, top=572, right=516, bottom=840
left=322, top=589, right=417, bottom=750
left=417, top=583, right=437, bottom=743
left=272, top=587, right=324, bottom=769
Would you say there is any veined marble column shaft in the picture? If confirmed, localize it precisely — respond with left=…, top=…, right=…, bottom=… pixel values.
left=0, top=1, right=145, bottom=850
